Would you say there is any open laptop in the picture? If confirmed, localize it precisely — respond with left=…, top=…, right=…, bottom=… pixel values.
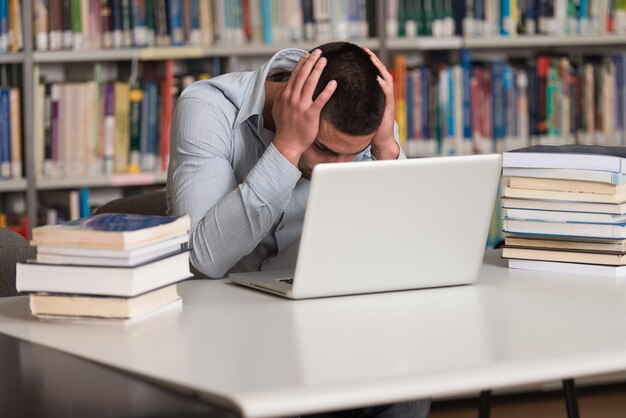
left=229, top=154, right=502, bottom=299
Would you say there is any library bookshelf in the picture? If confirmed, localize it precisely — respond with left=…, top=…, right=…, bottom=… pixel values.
left=2, top=0, right=626, bottom=238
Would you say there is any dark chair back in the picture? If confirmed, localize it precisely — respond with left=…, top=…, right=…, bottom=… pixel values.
left=0, top=228, right=36, bottom=297
left=95, top=190, right=167, bottom=216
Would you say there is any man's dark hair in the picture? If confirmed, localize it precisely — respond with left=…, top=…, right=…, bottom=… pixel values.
left=312, top=42, right=385, bottom=136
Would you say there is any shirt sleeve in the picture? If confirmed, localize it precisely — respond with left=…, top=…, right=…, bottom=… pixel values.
left=168, top=96, right=301, bottom=278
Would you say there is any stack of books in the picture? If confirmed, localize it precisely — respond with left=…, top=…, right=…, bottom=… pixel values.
left=16, top=213, right=192, bottom=324
left=501, top=144, right=626, bottom=277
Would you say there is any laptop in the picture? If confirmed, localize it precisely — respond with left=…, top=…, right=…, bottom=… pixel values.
left=229, top=154, right=503, bottom=299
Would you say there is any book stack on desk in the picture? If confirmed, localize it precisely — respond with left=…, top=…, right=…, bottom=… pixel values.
left=16, top=213, right=193, bottom=324
left=501, top=145, right=626, bottom=277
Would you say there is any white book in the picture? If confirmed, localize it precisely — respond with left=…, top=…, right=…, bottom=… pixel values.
left=502, top=168, right=626, bottom=185
left=502, top=218, right=626, bottom=239
left=508, top=258, right=626, bottom=277
left=17, top=251, right=192, bottom=297
left=36, top=235, right=189, bottom=267
left=503, top=208, right=626, bottom=224
left=500, top=197, right=626, bottom=215
left=503, top=145, right=626, bottom=174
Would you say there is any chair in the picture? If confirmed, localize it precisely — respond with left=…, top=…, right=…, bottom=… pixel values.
left=95, top=189, right=167, bottom=216
left=0, top=228, right=36, bottom=297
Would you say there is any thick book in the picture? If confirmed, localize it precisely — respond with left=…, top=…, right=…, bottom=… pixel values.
left=503, top=167, right=626, bottom=185
left=503, top=208, right=626, bottom=224
left=29, top=284, right=180, bottom=319
left=505, top=234, right=626, bottom=253
left=503, top=247, right=626, bottom=266
left=502, top=218, right=626, bottom=239
left=34, top=298, right=182, bottom=325
left=503, top=145, right=626, bottom=173
left=501, top=197, right=626, bottom=215
left=36, top=234, right=189, bottom=267
left=508, top=258, right=626, bottom=277
left=31, top=214, right=191, bottom=250
left=504, top=186, right=626, bottom=204
left=508, top=176, right=626, bottom=195
left=16, top=250, right=191, bottom=297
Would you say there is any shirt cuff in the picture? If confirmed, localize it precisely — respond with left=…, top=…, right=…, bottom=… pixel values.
left=245, top=143, right=302, bottom=208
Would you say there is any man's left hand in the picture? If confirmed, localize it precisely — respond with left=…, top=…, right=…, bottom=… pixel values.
left=364, top=47, right=400, bottom=160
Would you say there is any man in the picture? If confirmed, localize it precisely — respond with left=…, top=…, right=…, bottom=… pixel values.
left=166, top=42, right=430, bottom=418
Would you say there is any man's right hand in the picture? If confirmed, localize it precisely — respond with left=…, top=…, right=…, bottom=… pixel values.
left=272, top=49, right=337, bottom=166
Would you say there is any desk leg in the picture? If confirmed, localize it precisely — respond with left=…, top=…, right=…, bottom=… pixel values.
left=478, top=390, right=492, bottom=418
left=563, top=379, right=580, bottom=418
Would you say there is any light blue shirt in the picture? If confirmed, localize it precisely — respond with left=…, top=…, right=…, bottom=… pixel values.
left=166, top=48, right=403, bottom=278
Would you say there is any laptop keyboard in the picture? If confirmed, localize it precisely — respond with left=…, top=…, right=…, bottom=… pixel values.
left=278, top=279, right=294, bottom=285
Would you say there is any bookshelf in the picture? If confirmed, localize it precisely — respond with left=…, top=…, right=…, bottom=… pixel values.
left=3, top=0, right=626, bottom=236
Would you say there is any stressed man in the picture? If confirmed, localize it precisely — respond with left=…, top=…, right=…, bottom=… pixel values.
left=166, top=42, right=429, bottom=418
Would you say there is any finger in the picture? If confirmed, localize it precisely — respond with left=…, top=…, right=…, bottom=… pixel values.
left=364, top=48, right=393, bottom=84
left=377, top=75, right=393, bottom=97
left=283, top=52, right=310, bottom=98
left=310, top=80, right=337, bottom=114
left=290, top=49, right=323, bottom=100
left=301, top=56, right=328, bottom=103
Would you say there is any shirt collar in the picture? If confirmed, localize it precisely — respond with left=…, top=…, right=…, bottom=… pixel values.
left=234, top=48, right=307, bottom=129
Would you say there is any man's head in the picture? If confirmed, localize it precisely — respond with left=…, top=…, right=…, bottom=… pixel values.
left=298, top=42, right=386, bottom=179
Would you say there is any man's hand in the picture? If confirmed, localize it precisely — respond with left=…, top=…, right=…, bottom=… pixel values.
left=272, top=49, right=337, bottom=166
left=364, top=47, right=400, bottom=160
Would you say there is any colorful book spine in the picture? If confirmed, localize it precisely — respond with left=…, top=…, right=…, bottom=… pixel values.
left=168, top=0, right=184, bottom=46
left=0, top=87, right=11, bottom=178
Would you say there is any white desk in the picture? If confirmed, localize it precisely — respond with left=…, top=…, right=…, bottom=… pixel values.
left=1, top=250, right=626, bottom=417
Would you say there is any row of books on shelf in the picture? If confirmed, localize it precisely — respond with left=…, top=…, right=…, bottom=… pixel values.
left=500, top=144, right=626, bottom=277
left=394, top=51, right=626, bottom=158
left=16, top=213, right=192, bottom=324
left=33, top=0, right=372, bottom=52
left=387, top=0, right=626, bottom=38
left=0, top=0, right=21, bottom=54
left=31, top=61, right=199, bottom=179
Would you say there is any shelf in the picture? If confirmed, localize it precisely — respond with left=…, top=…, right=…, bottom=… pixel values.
left=0, top=179, right=27, bottom=192
left=36, top=173, right=167, bottom=190
left=32, top=39, right=381, bottom=63
left=387, top=37, right=463, bottom=51
left=464, top=35, right=626, bottom=49
left=0, top=53, right=24, bottom=64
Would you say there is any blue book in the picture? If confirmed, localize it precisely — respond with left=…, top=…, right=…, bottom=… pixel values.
left=492, top=62, right=506, bottom=151
left=79, top=188, right=91, bottom=218
left=0, top=0, right=7, bottom=54
left=406, top=71, right=414, bottom=141
left=421, top=66, right=430, bottom=140
left=130, top=0, right=147, bottom=46
left=167, top=0, right=184, bottom=46
left=190, top=0, right=201, bottom=43
left=0, top=87, right=11, bottom=179
left=261, top=0, right=272, bottom=43
left=143, top=81, right=159, bottom=171
left=461, top=50, right=473, bottom=142
left=503, top=144, right=626, bottom=173
left=32, top=213, right=191, bottom=249
left=500, top=0, right=511, bottom=35
left=447, top=67, right=455, bottom=154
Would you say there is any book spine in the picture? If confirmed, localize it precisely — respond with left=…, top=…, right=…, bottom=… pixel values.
left=131, top=0, right=147, bottom=47
left=461, top=49, right=473, bottom=153
left=0, top=87, right=12, bottom=179
left=71, top=0, right=83, bottom=50
left=189, top=0, right=202, bottom=44
left=168, top=0, right=184, bottom=46
left=103, top=82, right=115, bottom=175
left=492, top=61, right=506, bottom=153
left=9, top=87, right=21, bottom=178
left=159, top=60, right=174, bottom=172
left=406, top=68, right=414, bottom=141
left=79, top=187, right=90, bottom=218
left=34, top=0, right=49, bottom=51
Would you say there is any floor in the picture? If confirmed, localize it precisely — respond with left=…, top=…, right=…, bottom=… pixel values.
left=429, top=383, right=626, bottom=418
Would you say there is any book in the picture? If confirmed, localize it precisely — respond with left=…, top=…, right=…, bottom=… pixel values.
left=503, top=144, right=626, bottom=173
left=502, top=218, right=626, bottom=239
left=503, top=208, right=626, bottom=224
left=502, top=167, right=626, bottom=185
left=504, top=186, right=626, bottom=204
left=31, top=213, right=191, bottom=250
left=16, top=250, right=191, bottom=297
left=501, top=197, right=626, bottom=214
left=29, top=284, right=180, bottom=319
left=503, top=247, right=626, bottom=266
left=36, top=234, right=189, bottom=267
left=508, top=176, right=626, bottom=195
left=507, top=258, right=626, bottom=277
left=505, top=234, right=626, bottom=253
left=34, top=298, right=182, bottom=325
